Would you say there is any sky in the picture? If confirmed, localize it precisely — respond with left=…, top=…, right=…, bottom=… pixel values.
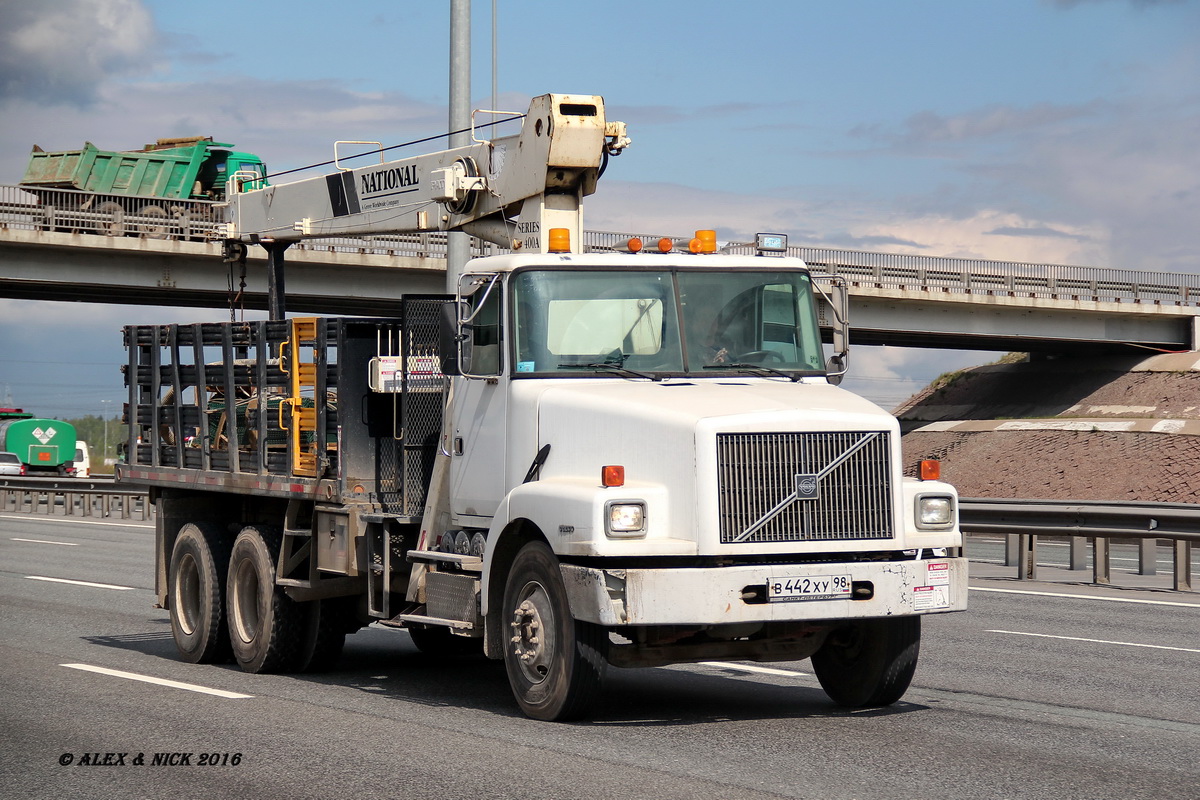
left=1, top=0, right=1198, bottom=419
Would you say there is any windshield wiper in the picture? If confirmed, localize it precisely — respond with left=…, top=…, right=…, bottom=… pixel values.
left=702, top=363, right=802, bottom=382
left=559, top=363, right=662, bottom=381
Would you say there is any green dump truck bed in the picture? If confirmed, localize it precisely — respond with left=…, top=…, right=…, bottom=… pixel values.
left=20, top=137, right=266, bottom=200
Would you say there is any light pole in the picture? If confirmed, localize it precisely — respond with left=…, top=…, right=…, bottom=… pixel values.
left=100, top=400, right=111, bottom=467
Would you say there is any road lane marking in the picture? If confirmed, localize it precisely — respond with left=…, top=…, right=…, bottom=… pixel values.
left=61, top=664, right=253, bottom=699
left=987, top=629, right=1200, bottom=654
left=11, top=537, right=79, bottom=546
left=971, top=586, right=1200, bottom=608
left=26, top=575, right=136, bottom=591
left=700, top=661, right=809, bottom=677
left=0, top=514, right=152, bottom=528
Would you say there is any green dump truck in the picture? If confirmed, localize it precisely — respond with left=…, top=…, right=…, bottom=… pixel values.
left=20, top=137, right=267, bottom=238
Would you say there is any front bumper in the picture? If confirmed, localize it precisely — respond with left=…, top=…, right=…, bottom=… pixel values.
left=560, top=556, right=967, bottom=626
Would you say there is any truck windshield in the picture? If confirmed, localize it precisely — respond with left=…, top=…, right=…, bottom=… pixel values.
left=510, top=269, right=826, bottom=377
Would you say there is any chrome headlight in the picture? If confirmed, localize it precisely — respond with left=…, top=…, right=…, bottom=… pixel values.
left=605, top=501, right=646, bottom=537
left=916, top=494, right=955, bottom=530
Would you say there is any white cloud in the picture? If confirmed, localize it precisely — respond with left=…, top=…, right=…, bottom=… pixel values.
left=590, top=181, right=1111, bottom=268
left=0, top=0, right=160, bottom=105
left=853, top=210, right=1111, bottom=266
left=839, top=346, right=997, bottom=411
left=841, top=93, right=1200, bottom=273
left=0, top=77, right=454, bottom=181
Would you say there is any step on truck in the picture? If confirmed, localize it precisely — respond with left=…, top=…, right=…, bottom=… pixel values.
left=117, top=94, right=967, bottom=720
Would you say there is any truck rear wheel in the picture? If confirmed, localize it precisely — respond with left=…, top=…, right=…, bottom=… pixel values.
left=95, top=201, right=124, bottom=236
left=501, top=541, right=607, bottom=721
left=168, top=522, right=231, bottom=664
left=227, top=525, right=304, bottom=673
left=136, top=204, right=169, bottom=239
left=811, top=616, right=921, bottom=708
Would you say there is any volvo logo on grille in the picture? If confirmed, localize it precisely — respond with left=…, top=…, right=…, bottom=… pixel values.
left=794, top=473, right=819, bottom=500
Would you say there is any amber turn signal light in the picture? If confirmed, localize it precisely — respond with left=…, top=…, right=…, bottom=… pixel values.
left=601, top=465, right=625, bottom=487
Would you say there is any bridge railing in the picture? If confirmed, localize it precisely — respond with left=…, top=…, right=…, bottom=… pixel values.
left=6, top=181, right=1200, bottom=307
left=720, top=242, right=1200, bottom=306
left=0, top=184, right=224, bottom=240
left=0, top=184, right=514, bottom=259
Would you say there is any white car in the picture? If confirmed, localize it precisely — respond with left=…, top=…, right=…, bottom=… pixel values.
left=0, top=452, right=25, bottom=476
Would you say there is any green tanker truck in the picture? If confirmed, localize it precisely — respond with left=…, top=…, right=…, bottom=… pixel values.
left=20, top=137, right=267, bottom=238
left=0, top=409, right=78, bottom=476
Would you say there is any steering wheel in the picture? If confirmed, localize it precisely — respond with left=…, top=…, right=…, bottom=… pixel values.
left=733, top=350, right=784, bottom=364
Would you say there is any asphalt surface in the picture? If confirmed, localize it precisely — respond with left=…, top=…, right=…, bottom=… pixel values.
left=1, top=513, right=1197, bottom=800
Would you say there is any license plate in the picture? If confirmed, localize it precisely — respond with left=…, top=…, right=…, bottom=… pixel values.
left=767, top=574, right=852, bottom=602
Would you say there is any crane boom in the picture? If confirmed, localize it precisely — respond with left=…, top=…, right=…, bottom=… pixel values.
left=225, top=94, right=629, bottom=253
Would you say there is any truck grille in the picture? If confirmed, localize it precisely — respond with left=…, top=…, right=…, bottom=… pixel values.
left=716, top=431, right=894, bottom=544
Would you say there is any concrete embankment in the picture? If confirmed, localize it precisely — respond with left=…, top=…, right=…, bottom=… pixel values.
left=897, top=352, right=1200, bottom=502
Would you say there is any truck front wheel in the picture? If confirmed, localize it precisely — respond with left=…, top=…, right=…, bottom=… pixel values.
left=168, top=522, right=231, bottom=664
left=502, top=541, right=608, bottom=721
left=227, top=525, right=304, bottom=673
left=297, top=597, right=355, bottom=672
left=811, top=616, right=921, bottom=708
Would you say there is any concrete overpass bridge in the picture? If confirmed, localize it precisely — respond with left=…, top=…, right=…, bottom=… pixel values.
left=3, top=184, right=1199, bottom=355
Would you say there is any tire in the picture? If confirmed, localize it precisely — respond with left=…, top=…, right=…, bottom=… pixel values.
left=136, top=204, right=169, bottom=239
left=811, top=616, right=921, bottom=708
left=297, top=597, right=351, bottom=673
left=168, top=522, right=232, bottom=664
left=226, top=525, right=304, bottom=673
left=408, top=625, right=482, bottom=657
left=95, top=201, right=124, bottom=236
left=501, top=541, right=608, bottom=721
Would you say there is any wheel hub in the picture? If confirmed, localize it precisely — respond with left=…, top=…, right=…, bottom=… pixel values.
left=230, top=559, right=260, bottom=644
left=509, top=584, right=555, bottom=684
left=174, top=552, right=199, bottom=636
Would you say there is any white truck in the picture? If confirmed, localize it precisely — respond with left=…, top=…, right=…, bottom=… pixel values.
left=117, top=94, right=966, bottom=721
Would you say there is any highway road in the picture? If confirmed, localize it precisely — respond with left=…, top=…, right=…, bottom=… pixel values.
left=1, top=513, right=1197, bottom=800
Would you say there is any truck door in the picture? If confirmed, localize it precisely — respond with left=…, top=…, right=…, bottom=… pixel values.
left=449, top=274, right=508, bottom=522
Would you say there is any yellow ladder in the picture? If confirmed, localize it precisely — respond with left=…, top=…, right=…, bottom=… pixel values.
left=281, top=318, right=320, bottom=477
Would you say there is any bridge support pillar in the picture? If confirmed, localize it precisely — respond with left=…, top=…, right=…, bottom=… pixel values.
left=265, top=241, right=292, bottom=320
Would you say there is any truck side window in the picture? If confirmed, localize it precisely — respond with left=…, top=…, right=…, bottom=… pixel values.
left=463, top=278, right=502, bottom=376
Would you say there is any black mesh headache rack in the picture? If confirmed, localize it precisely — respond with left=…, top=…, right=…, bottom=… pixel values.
left=118, top=298, right=451, bottom=518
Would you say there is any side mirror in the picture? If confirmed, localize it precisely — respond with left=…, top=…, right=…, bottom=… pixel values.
left=825, top=354, right=847, bottom=386
left=813, top=275, right=850, bottom=384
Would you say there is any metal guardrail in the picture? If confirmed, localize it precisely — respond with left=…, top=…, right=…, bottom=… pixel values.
left=0, top=477, right=152, bottom=521
left=5, top=183, right=1200, bottom=307
left=2, top=477, right=1193, bottom=592
left=960, top=498, right=1196, bottom=591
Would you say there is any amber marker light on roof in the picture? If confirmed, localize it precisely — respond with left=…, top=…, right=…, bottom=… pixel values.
left=695, top=229, right=717, bottom=253
left=919, top=459, right=941, bottom=481
left=547, top=227, right=571, bottom=253
left=655, top=237, right=674, bottom=253
left=619, top=237, right=643, bottom=253
left=601, top=465, right=625, bottom=487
